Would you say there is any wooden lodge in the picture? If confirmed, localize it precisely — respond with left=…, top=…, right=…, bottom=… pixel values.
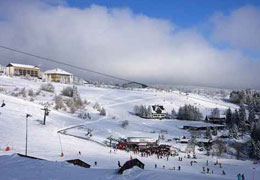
left=206, top=116, right=226, bottom=125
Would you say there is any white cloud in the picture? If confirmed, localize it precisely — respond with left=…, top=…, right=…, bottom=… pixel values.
left=0, top=1, right=259, bottom=88
left=211, top=6, right=260, bottom=50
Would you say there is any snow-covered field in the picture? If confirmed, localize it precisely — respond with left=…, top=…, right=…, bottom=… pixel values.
left=0, top=76, right=259, bottom=180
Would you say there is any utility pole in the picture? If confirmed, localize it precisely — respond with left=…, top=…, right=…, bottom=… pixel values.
left=25, top=114, right=32, bottom=156
left=41, top=105, right=50, bottom=125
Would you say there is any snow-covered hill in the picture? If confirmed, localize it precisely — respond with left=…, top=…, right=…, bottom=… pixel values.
left=0, top=76, right=259, bottom=180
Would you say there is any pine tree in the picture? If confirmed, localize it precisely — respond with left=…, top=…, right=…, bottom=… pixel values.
left=225, top=108, right=232, bottom=128
left=251, top=125, right=260, bottom=142
left=134, top=105, right=140, bottom=115
left=248, top=104, right=256, bottom=125
left=147, top=106, right=153, bottom=118
left=205, top=116, right=209, bottom=122
left=178, top=104, right=203, bottom=121
left=238, top=104, right=247, bottom=132
left=230, top=124, right=239, bottom=139
left=252, top=141, right=260, bottom=160
left=211, top=108, right=220, bottom=118
left=233, top=110, right=240, bottom=126
left=171, top=108, right=177, bottom=118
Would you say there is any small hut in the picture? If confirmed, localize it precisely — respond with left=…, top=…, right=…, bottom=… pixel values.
left=66, top=159, right=91, bottom=168
left=118, top=158, right=145, bottom=174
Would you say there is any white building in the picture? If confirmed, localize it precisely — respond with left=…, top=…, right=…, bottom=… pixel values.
left=6, top=63, right=40, bottom=77
left=43, top=68, right=73, bottom=84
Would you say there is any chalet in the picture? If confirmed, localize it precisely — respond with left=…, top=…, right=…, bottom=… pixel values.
left=122, top=82, right=148, bottom=88
left=118, top=137, right=158, bottom=150
left=43, top=68, right=73, bottom=84
left=182, top=124, right=225, bottom=131
left=205, top=116, right=226, bottom=125
left=6, top=63, right=40, bottom=77
left=178, top=138, right=213, bottom=146
left=151, top=105, right=167, bottom=119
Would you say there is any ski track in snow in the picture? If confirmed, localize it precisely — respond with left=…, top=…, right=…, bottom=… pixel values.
left=0, top=76, right=258, bottom=180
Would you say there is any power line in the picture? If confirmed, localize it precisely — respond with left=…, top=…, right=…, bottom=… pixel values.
left=0, top=45, right=134, bottom=83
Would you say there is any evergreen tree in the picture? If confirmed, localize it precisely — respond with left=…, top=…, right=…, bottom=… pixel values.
left=211, top=108, right=220, bottom=118
left=233, top=109, right=240, bottom=126
left=171, top=108, right=177, bottom=118
left=225, top=108, right=232, bottom=128
left=147, top=106, right=153, bottom=118
left=178, top=104, right=203, bottom=121
left=205, top=116, right=209, bottom=122
left=238, top=104, right=247, bottom=132
left=252, top=141, right=260, bottom=160
left=133, top=105, right=139, bottom=115
left=230, top=124, right=239, bottom=139
left=248, top=104, right=256, bottom=125
left=251, top=125, right=260, bottom=142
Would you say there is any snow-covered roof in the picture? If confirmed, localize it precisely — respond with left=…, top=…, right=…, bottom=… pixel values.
left=181, top=122, right=225, bottom=128
left=127, top=137, right=157, bottom=143
left=7, top=63, right=39, bottom=69
left=179, top=138, right=212, bottom=143
left=152, top=105, right=165, bottom=113
left=44, top=68, right=72, bottom=75
left=196, top=138, right=212, bottom=143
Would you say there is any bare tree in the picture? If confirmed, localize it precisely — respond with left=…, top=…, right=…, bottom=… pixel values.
left=212, top=139, right=226, bottom=156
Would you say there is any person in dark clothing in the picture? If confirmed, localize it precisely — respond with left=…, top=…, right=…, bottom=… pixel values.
left=207, top=168, right=210, bottom=173
left=1, top=100, right=5, bottom=107
left=118, top=161, right=121, bottom=167
left=242, top=174, right=245, bottom=180
left=94, top=161, right=97, bottom=166
left=222, top=170, right=226, bottom=175
left=178, top=166, right=181, bottom=171
left=155, top=164, right=157, bottom=168
left=203, top=167, right=205, bottom=172
left=78, top=151, right=81, bottom=155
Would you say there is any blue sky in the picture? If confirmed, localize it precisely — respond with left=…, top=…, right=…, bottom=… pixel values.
left=66, top=0, right=260, bottom=27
